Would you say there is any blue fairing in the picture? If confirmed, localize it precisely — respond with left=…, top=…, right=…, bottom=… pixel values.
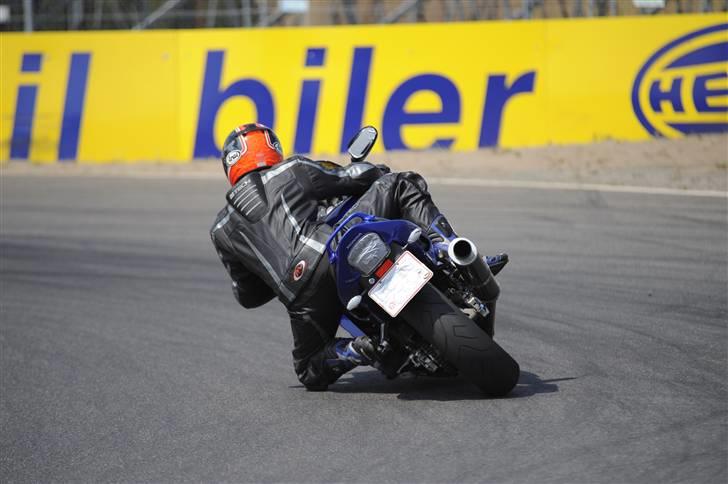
left=325, top=212, right=433, bottom=306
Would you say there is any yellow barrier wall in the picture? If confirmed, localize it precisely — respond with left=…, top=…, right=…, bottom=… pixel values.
left=1, top=14, right=726, bottom=163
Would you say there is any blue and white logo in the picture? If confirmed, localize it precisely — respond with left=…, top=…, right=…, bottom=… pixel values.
left=632, top=24, right=728, bottom=137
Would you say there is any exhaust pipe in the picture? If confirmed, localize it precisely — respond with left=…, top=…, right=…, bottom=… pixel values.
left=447, top=237, right=500, bottom=302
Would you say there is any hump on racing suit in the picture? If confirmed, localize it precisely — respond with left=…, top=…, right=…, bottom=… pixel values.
left=210, top=156, right=386, bottom=307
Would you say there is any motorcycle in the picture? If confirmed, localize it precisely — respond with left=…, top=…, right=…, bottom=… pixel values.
left=322, top=126, right=520, bottom=396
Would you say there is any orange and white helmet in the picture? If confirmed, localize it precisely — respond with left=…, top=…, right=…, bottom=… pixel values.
left=221, top=123, right=283, bottom=185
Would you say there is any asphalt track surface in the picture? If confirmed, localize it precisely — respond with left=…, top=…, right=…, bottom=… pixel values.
left=1, top=173, right=726, bottom=483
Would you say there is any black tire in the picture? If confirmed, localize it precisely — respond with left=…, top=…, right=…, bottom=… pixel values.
left=399, top=283, right=520, bottom=396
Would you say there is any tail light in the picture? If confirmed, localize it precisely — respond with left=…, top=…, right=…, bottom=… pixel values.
left=347, top=232, right=390, bottom=276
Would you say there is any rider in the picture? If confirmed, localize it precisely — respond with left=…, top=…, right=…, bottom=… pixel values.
left=210, top=123, right=499, bottom=391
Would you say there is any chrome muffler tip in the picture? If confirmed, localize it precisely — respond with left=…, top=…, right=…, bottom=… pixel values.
left=447, top=237, right=478, bottom=266
left=447, top=237, right=500, bottom=303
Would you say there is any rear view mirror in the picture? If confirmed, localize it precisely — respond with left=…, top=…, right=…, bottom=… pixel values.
left=347, top=126, right=378, bottom=162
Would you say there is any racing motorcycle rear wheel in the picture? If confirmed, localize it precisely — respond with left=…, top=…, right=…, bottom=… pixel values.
left=399, top=283, right=520, bottom=397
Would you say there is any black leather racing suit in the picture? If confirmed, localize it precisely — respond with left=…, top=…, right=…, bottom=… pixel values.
left=211, top=155, right=442, bottom=389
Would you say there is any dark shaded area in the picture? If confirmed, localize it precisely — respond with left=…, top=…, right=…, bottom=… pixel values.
left=325, top=369, right=570, bottom=401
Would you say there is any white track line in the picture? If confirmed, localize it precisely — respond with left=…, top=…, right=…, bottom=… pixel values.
left=2, top=168, right=726, bottom=198
left=427, top=177, right=727, bottom=198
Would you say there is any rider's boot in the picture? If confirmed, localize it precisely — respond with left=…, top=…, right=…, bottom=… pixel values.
left=317, top=336, right=377, bottom=384
left=485, top=253, right=509, bottom=276
left=334, top=336, right=377, bottom=365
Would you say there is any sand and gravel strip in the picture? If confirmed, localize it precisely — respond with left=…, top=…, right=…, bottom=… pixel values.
left=3, top=134, right=726, bottom=193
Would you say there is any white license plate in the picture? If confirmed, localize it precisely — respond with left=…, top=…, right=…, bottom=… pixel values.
left=368, top=251, right=433, bottom=317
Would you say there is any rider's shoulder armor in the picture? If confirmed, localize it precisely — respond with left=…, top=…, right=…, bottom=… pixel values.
left=226, top=171, right=268, bottom=223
